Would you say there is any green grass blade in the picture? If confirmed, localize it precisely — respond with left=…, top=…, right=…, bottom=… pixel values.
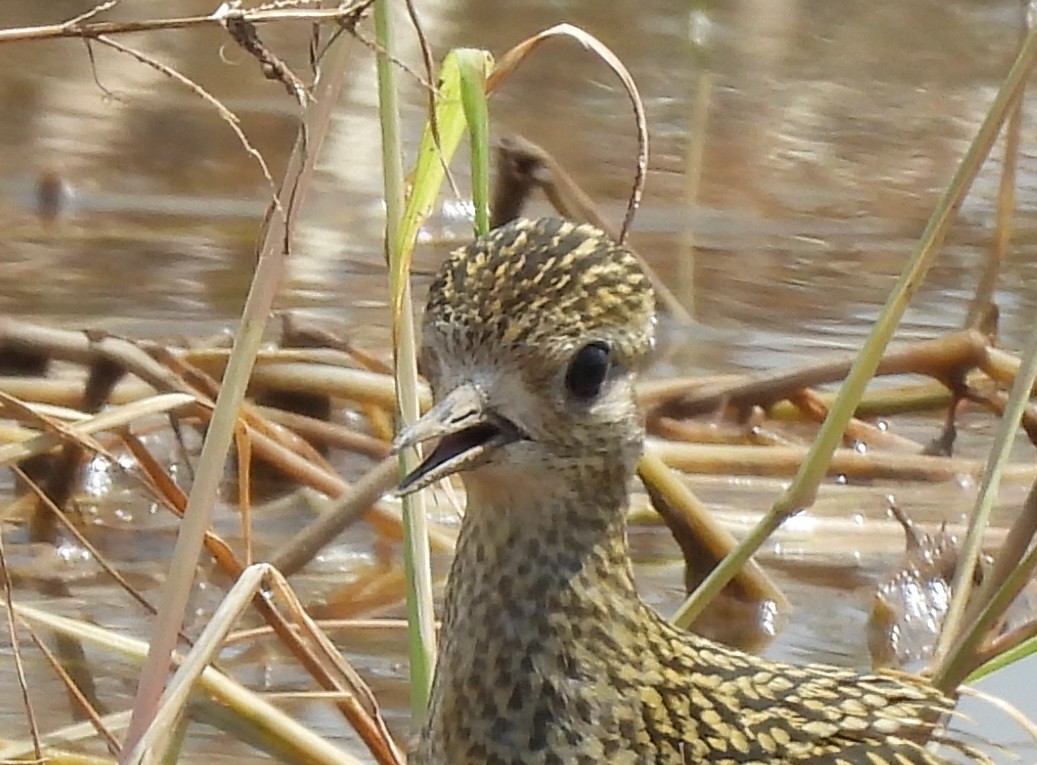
left=966, top=632, right=1037, bottom=683
left=930, top=323, right=1037, bottom=684
left=374, top=0, right=436, bottom=720
left=389, top=48, right=494, bottom=321
left=379, top=37, right=495, bottom=720
left=456, top=48, right=493, bottom=236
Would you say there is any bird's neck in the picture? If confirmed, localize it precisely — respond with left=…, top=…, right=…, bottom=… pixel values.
left=444, top=461, right=640, bottom=629
left=424, top=461, right=653, bottom=743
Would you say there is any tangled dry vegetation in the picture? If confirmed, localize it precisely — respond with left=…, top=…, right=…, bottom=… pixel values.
left=1, top=2, right=1037, bottom=764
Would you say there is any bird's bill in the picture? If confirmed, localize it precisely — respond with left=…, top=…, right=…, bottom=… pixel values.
left=391, top=382, right=523, bottom=496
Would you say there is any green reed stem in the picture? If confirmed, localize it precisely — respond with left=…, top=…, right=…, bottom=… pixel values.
left=374, top=0, right=436, bottom=719
left=457, top=49, right=491, bottom=235
left=933, top=322, right=1037, bottom=685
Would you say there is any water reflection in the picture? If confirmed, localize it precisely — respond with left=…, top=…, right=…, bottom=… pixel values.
left=1, top=0, right=1036, bottom=761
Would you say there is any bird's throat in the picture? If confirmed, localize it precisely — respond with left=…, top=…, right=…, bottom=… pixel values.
left=447, top=466, right=639, bottom=623
left=415, top=465, right=656, bottom=762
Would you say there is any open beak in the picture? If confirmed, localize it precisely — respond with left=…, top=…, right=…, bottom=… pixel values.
left=391, top=382, right=524, bottom=496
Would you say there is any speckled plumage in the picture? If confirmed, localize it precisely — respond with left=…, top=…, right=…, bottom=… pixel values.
left=401, top=218, right=989, bottom=765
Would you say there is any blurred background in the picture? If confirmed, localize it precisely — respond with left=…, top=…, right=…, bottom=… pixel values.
left=2, top=0, right=1035, bottom=367
left=1, top=0, right=1036, bottom=761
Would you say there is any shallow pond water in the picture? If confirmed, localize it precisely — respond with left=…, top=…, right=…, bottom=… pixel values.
left=1, top=0, right=1037, bottom=762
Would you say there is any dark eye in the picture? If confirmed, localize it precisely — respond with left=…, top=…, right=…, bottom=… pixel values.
left=565, top=341, right=611, bottom=399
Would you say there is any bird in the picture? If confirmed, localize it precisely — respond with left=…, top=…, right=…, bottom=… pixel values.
left=392, top=217, right=990, bottom=765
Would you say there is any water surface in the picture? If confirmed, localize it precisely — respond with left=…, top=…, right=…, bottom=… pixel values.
left=1, top=0, right=1036, bottom=761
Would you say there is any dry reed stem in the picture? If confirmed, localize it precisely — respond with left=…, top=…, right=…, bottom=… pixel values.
left=650, top=415, right=797, bottom=448
left=119, top=419, right=440, bottom=745
left=0, top=394, right=197, bottom=467
left=13, top=465, right=159, bottom=620
left=0, top=2, right=374, bottom=44
left=0, top=376, right=154, bottom=408
left=2, top=710, right=130, bottom=762
left=0, top=5, right=398, bottom=757
left=65, top=3, right=357, bottom=741
left=224, top=617, right=411, bottom=645
left=0, top=529, right=42, bottom=760
left=276, top=315, right=395, bottom=375
left=234, top=424, right=254, bottom=566
left=120, top=435, right=250, bottom=580
left=122, top=563, right=399, bottom=765
left=788, top=389, right=925, bottom=453
left=309, top=565, right=409, bottom=620
left=253, top=405, right=389, bottom=458
left=121, top=415, right=421, bottom=744
left=965, top=2, right=1030, bottom=329
left=493, top=134, right=691, bottom=321
left=26, top=626, right=121, bottom=755
left=0, top=330, right=436, bottom=586
left=649, top=439, right=1036, bottom=484
left=648, top=330, right=990, bottom=419
left=0, top=319, right=196, bottom=396
left=270, top=455, right=400, bottom=575
left=0, top=390, right=114, bottom=461
left=5, top=601, right=362, bottom=765
left=237, top=361, right=425, bottom=410
left=638, top=450, right=787, bottom=609
left=265, top=568, right=405, bottom=765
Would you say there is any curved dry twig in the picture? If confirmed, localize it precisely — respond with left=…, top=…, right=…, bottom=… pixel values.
left=487, top=23, right=648, bottom=244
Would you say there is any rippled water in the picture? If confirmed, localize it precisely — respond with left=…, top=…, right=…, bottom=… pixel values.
left=1, top=0, right=1036, bottom=762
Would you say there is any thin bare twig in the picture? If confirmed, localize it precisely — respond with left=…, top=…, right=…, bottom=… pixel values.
left=487, top=24, right=648, bottom=243
left=351, top=27, right=436, bottom=92
left=0, top=529, right=42, bottom=761
left=92, top=34, right=283, bottom=215
left=0, top=4, right=373, bottom=45
left=66, top=0, right=121, bottom=27
left=81, top=37, right=119, bottom=100
left=13, top=465, right=160, bottom=620
left=26, top=626, right=121, bottom=756
left=401, top=0, right=462, bottom=201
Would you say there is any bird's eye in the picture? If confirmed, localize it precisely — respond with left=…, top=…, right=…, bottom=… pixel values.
left=565, top=341, right=611, bottom=399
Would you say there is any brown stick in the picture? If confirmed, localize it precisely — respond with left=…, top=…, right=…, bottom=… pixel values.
left=649, top=329, right=989, bottom=419
left=493, top=134, right=693, bottom=322
left=0, top=318, right=196, bottom=398
left=788, top=389, right=925, bottom=453
left=254, top=405, right=389, bottom=459
left=650, top=439, right=1036, bottom=484
left=270, top=457, right=400, bottom=577
left=0, top=4, right=374, bottom=45
left=638, top=451, right=787, bottom=609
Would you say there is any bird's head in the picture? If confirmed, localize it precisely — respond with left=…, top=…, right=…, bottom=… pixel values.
left=393, top=217, right=656, bottom=497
